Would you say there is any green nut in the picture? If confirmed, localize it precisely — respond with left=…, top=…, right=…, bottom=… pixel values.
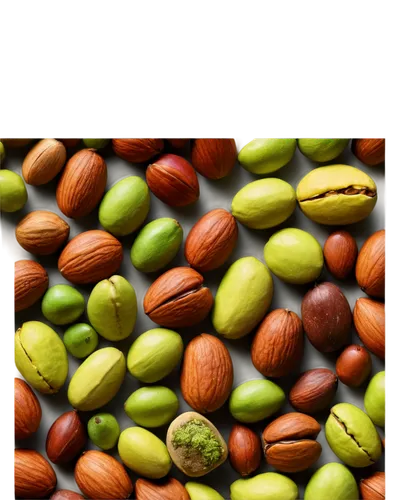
left=99, top=176, right=150, bottom=236
left=15, top=321, right=68, bottom=394
left=185, top=482, right=224, bottom=500
left=68, top=347, right=126, bottom=411
left=264, top=228, right=323, bottom=284
left=82, top=139, right=110, bottom=149
left=230, top=472, right=298, bottom=500
left=304, top=462, right=358, bottom=500
left=88, top=412, right=120, bottom=450
left=298, top=138, right=349, bottom=162
left=325, top=402, right=382, bottom=467
left=87, top=275, right=137, bottom=341
left=231, top=178, right=296, bottom=230
left=127, top=328, right=183, bottom=383
left=0, top=141, right=5, bottom=164
left=41, top=284, right=85, bottom=325
left=63, top=323, right=98, bottom=358
left=364, top=371, right=385, bottom=427
left=297, top=165, right=377, bottom=225
left=118, top=426, right=172, bottom=479
left=0, top=169, right=27, bottom=212
left=130, top=217, right=183, bottom=272
left=124, top=386, right=179, bottom=427
left=212, top=257, right=274, bottom=339
left=229, top=379, right=285, bottom=423
left=238, top=139, right=297, bottom=175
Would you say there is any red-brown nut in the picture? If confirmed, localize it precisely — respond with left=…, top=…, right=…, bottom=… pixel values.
left=112, top=138, right=164, bottom=162
left=22, top=139, right=66, bottom=186
left=15, top=260, right=48, bottom=312
left=228, top=424, right=261, bottom=476
left=46, top=410, right=86, bottom=464
left=191, top=139, right=237, bottom=179
left=167, top=139, right=190, bottom=149
left=352, top=139, right=385, bottom=166
left=135, top=478, right=190, bottom=500
left=360, top=471, right=385, bottom=499
left=15, top=449, right=57, bottom=499
left=15, top=378, right=42, bottom=439
left=50, top=490, right=84, bottom=500
left=356, top=229, right=385, bottom=299
left=289, top=368, right=338, bottom=414
left=336, top=344, right=372, bottom=387
left=353, top=298, right=385, bottom=359
left=323, top=230, right=358, bottom=280
left=146, top=153, right=200, bottom=207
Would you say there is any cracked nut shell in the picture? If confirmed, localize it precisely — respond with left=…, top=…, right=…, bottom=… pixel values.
left=289, top=368, right=338, bottom=414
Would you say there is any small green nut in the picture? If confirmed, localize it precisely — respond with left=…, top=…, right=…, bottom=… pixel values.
left=118, top=426, right=172, bottom=479
left=88, top=412, right=120, bottom=450
left=87, top=275, right=137, bottom=341
left=127, top=328, right=183, bottom=383
left=364, top=371, right=385, bottom=427
left=63, top=323, right=98, bottom=358
left=230, top=472, right=298, bottom=500
left=0, top=169, right=27, bottom=212
left=238, top=139, right=297, bottom=175
left=15, top=321, right=68, bottom=394
left=41, top=284, right=85, bottom=325
left=264, top=228, right=323, bottom=284
left=298, top=138, right=349, bottom=162
left=185, top=482, right=224, bottom=500
left=124, top=386, right=179, bottom=428
left=131, top=217, right=183, bottom=272
left=99, top=176, right=150, bottom=236
left=212, top=257, right=274, bottom=339
left=325, top=402, right=382, bottom=467
left=68, top=347, right=126, bottom=411
left=0, top=141, right=5, bottom=164
left=304, top=462, right=358, bottom=500
left=297, top=165, right=377, bottom=225
left=231, top=178, right=296, bottom=230
left=82, top=139, right=109, bottom=149
left=229, top=379, right=285, bottom=423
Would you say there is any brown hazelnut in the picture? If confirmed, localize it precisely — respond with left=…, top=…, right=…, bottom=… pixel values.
left=46, top=410, right=86, bottom=464
left=228, top=424, right=261, bottom=476
left=323, top=230, right=358, bottom=279
left=336, top=344, right=372, bottom=387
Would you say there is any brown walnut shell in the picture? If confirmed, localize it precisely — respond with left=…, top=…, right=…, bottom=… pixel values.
left=323, top=230, right=358, bottom=280
left=22, top=139, right=66, bottom=185
left=112, top=138, right=164, bottom=162
left=356, top=229, right=385, bottom=298
left=289, top=368, right=338, bottom=414
left=353, top=298, right=385, bottom=359
left=50, top=490, right=85, bottom=500
left=228, top=424, right=261, bottom=477
left=191, top=139, right=237, bottom=179
left=14, top=259, right=48, bottom=312
left=352, top=138, right=385, bottom=166
left=15, top=449, right=57, bottom=499
left=135, top=478, right=190, bottom=500
left=336, top=344, right=372, bottom=387
left=46, top=410, right=86, bottom=464
left=360, top=471, right=385, bottom=500
left=15, top=378, right=42, bottom=439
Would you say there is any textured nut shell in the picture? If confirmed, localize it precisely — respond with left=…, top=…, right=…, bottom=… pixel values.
left=356, top=229, right=385, bottom=298
left=289, top=368, right=338, bottom=414
left=302, top=282, right=352, bottom=352
left=15, top=260, right=48, bottom=312
left=75, top=450, right=133, bottom=500
left=184, top=209, right=238, bottom=272
left=22, top=139, right=66, bottom=185
left=263, top=413, right=321, bottom=443
left=353, top=298, right=385, bottom=359
left=191, top=139, right=237, bottom=179
left=56, top=149, right=107, bottom=218
left=146, top=154, right=200, bottom=207
left=352, top=139, right=385, bottom=166
left=58, top=230, right=123, bottom=284
left=16, top=210, right=70, bottom=255
left=15, top=449, right=57, bottom=499
left=265, top=440, right=322, bottom=473
left=360, top=471, right=385, bottom=500
left=15, top=378, right=42, bottom=439
left=251, top=309, right=303, bottom=377
left=135, top=478, right=190, bottom=500
left=181, top=333, right=233, bottom=413
left=336, top=344, right=372, bottom=387
left=46, top=411, right=86, bottom=464
left=50, top=490, right=84, bottom=500
left=228, top=424, right=261, bottom=476
left=324, top=230, right=358, bottom=280
left=112, top=138, right=164, bottom=162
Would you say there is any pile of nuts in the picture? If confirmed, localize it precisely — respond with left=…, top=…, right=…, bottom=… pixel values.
left=2, top=137, right=385, bottom=499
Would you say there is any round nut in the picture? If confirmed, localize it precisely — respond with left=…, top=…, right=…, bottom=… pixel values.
left=336, top=344, right=372, bottom=387
left=323, top=230, right=358, bottom=280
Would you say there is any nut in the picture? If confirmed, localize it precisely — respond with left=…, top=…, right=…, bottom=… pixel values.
left=184, top=208, right=238, bottom=272
left=46, top=410, right=86, bottom=464
left=301, top=282, right=352, bottom=352
left=289, top=368, right=338, bottom=414
left=22, top=139, right=66, bottom=185
left=238, top=138, right=296, bottom=175
left=58, top=139, right=81, bottom=148
left=16, top=210, right=70, bottom=255
left=0, top=169, right=28, bottom=212
left=228, top=424, right=261, bottom=476
left=336, top=344, right=372, bottom=387
left=112, top=138, right=164, bottom=162
left=15, top=378, right=42, bottom=439
left=231, top=472, right=298, bottom=500
left=360, top=471, right=385, bottom=500
left=364, top=371, right=385, bottom=427
left=2, top=138, right=32, bottom=147
left=143, top=267, right=213, bottom=328
left=167, top=139, right=190, bottom=148
left=56, top=148, right=107, bottom=218
left=75, top=450, right=133, bottom=500
left=14, top=259, right=48, bottom=312
left=146, top=153, right=200, bottom=206
left=356, top=229, right=385, bottom=298
left=50, top=490, right=85, bottom=500
left=181, top=333, right=233, bottom=413
left=58, top=230, right=123, bottom=284
left=304, top=463, right=358, bottom=500
left=323, top=230, right=358, bottom=279
left=251, top=308, right=303, bottom=378
left=262, top=413, right=322, bottom=473
left=135, top=478, right=190, bottom=500
left=352, top=139, right=385, bottom=166
left=15, top=449, right=57, bottom=499
left=353, top=297, right=385, bottom=359
left=298, top=139, right=349, bottom=162
left=191, top=138, right=236, bottom=179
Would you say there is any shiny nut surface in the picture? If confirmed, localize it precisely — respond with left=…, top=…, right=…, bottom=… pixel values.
left=353, top=298, right=385, bottom=359
left=112, top=138, right=164, bottom=162
left=15, top=449, right=57, bottom=499
left=14, top=259, right=48, bottom=312
left=360, top=471, right=385, bottom=500
left=191, top=138, right=237, bottom=179
left=352, top=138, right=385, bottom=166
left=289, top=368, right=338, bottom=414
left=323, top=230, right=358, bottom=279
left=336, top=344, right=372, bottom=387
left=135, top=478, right=190, bottom=500
left=22, top=138, right=66, bottom=186
left=228, top=424, right=261, bottom=477
left=356, top=229, right=385, bottom=298
left=15, top=378, right=42, bottom=439
left=46, top=410, right=86, bottom=464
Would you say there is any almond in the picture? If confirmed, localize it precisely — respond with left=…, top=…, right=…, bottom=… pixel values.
left=289, top=368, right=338, bottom=414
left=356, top=229, right=385, bottom=298
left=22, top=139, right=66, bottom=185
left=14, top=259, right=48, bottom=312
left=323, top=230, right=358, bottom=280
left=15, top=449, right=57, bottom=499
left=360, top=471, right=385, bottom=500
left=352, top=138, right=385, bottom=166
left=353, top=297, right=385, bottom=359
left=50, top=490, right=84, bottom=500
left=191, top=139, right=237, bottom=179
left=46, top=411, right=86, bottom=464
left=135, top=478, right=190, bottom=500
left=15, top=378, right=42, bottom=439
left=16, top=210, right=70, bottom=255
left=112, top=138, right=164, bottom=162
left=228, top=424, right=261, bottom=476
left=56, top=148, right=107, bottom=218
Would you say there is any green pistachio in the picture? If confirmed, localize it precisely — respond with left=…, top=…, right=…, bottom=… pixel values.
left=41, top=284, right=85, bottom=325
left=124, top=386, right=179, bottom=427
left=88, top=412, right=120, bottom=450
left=0, top=141, right=5, bottom=165
left=230, top=472, right=298, bottom=500
left=238, top=139, right=296, bottom=174
left=298, top=138, right=349, bottom=162
left=304, top=462, right=358, bottom=500
left=82, top=139, right=110, bottom=149
left=63, top=323, right=98, bottom=358
left=0, top=169, right=27, bottom=212
left=185, top=482, right=224, bottom=500
left=364, top=371, right=385, bottom=427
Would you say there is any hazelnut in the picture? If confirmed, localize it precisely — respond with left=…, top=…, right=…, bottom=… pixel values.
left=46, top=410, right=86, bottom=464
left=336, top=344, right=372, bottom=387
left=228, top=424, right=261, bottom=476
left=323, top=230, right=358, bottom=280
